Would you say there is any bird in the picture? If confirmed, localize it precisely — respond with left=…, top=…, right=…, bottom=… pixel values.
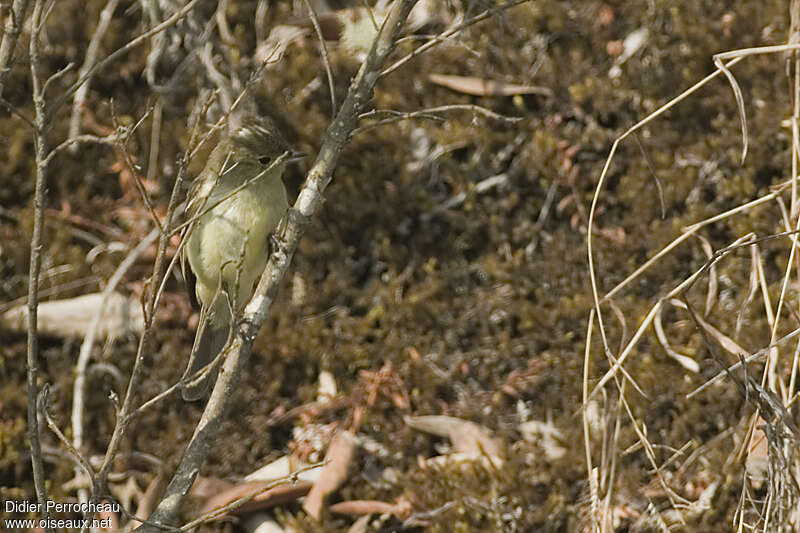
left=180, top=119, right=292, bottom=401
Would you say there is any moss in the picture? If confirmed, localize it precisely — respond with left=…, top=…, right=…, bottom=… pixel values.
left=3, top=0, right=799, bottom=530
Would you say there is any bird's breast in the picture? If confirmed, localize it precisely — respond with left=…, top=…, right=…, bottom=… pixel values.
left=186, top=173, right=288, bottom=310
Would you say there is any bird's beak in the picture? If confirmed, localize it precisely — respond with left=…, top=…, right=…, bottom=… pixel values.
left=288, top=149, right=306, bottom=164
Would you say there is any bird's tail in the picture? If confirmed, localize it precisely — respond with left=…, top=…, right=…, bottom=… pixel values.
left=181, top=315, right=230, bottom=401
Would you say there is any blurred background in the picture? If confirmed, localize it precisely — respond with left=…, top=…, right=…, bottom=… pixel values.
left=1, top=1, right=798, bottom=531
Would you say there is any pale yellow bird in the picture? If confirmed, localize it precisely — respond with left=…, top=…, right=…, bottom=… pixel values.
left=181, top=120, right=293, bottom=401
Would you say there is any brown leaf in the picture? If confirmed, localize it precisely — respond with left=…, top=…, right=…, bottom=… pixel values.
left=745, top=416, right=769, bottom=488
left=190, top=476, right=233, bottom=499
left=302, top=430, right=356, bottom=519
left=331, top=497, right=412, bottom=520
left=245, top=455, right=320, bottom=484
left=428, top=73, right=552, bottom=97
left=198, top=480, right=312, bottom=518
left=329, top=500, right=400, bottom=516
left=132, top=471, right=168, bottom=528
left=407, top=416, right=503, bottom=456
left=448, top=420, right=504, bottom=459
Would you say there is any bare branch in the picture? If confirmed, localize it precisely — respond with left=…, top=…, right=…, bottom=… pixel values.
left=68, top=0, right=122, bottom=148
left=381, top=0, right=529, bottom=77
left=302, top=0, right=337, bottom=116
left=70, top=227, right=159, bottom=509
left=42, top=61, right=74, bottom=98
left=91, top=99, right=199, bottom=514
left=0, top=0, right=31, bottom=98
left=40, top=386, right=95, bottom=483
left=43, top=132, right=122, bottom=167
left=26, top=1, right=54, bottom=530
left=134, top=2, right=422, bottom=530
left=49, top=0, right=204, bottom=120
left=355, top=104, right=520, bottom=134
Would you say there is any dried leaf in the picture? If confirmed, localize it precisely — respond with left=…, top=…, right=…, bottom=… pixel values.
left=654, top=304, right=699, bottom=373
left=329, top=500, right=400, bottom=516
left=405, top=415, right=504, bottom=463
left=132, top=471, right=167, bottom=528
left=317, top=370, right=338, bottom=403
left=198, top=480, right=312, bottom=517
left=1, top=292, right=144, bottom=340
left=190, top=476, right=233, bottom=499
left=670, top=298, right=747, bottom=357
left=428, top=73, right=552, bottom=97
left=698, top=236, right=717, bottom=317
left=96, top=499, right=119, bottom=532
left=255, top=25, right=310, bottom=64
left=245, top=455, right=320, bottom=484
left=303, top=430, right=356, bottom=519
left=745, top=417, right=769, bottom=488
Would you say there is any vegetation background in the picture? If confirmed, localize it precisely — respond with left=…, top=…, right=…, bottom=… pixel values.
left=1, top=0, right=798, bottom=531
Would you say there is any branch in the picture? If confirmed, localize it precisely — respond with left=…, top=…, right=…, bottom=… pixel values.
left=381, top=0, right=529, bottom=77
left=40, top=386, right=95, bottom=483
left=0, top=0, right=31, bottom=98
left=135, top=1, right=421, bottom=530
left=354, top=104, right=521, bottom=135
left=71, top=227, right=159, bottom=508
left=302, top=0, right=337, bottom=116
left=48, top=0, right=203, bottom=121
left=67, top=0, right=122, bottom=148
left=26, top=0, right=53, bottom=530
left=90, top=86, right=203, bottom=517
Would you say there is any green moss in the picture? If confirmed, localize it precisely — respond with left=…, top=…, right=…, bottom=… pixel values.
left=3, top=0, right=798, bottom=530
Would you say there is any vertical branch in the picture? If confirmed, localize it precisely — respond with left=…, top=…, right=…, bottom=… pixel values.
left=0, top=0, right=31, bottom=97
left=71, top=228, right=159, bottom=508
left=135, top=2, right=420, bottom=531
left=93, top=139, right=188, bottom=491
left=68, top=0, right=122, bottom=147
left=48, top=0, right=203, bottom=120
left=26, top=0, right=53, bottom=530
left=790, top=0, right=800, bottom=219
left=301, top=0, right=337, bottom=116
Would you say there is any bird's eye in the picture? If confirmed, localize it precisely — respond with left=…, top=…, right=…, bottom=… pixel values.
left=259, top=156, right=272, bottom=165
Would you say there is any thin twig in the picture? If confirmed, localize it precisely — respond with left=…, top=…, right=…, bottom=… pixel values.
left=71, top=228, right=159, bottom=509
left=147, top=98, right=163, bottom=184
left=113, top=109, right=164, bottom=232
left=0, top=0, right=32, bottom=98
left=40, top=386, right=95, bottom=482
left=135, top=3, right=422, bottom=530
left=355, top=104, right=520, bottom=135
left=43, top=132, right=122, bottom=167
left=48, top=0, right=204, bottom=121
left=215, top=0, right=234, bottom=44
left=178, top=461, right=324, bottom=531
left=68, top=0, right=122, bottom=147
left=94, top=93, right=197, bottom=513
left=26, top=1, right=54, bottom=530
left=381, top=0, right=529, bottom=77
left=302, top=0, right=337, bottom=116
left=42, top=61, right=75, bottom=98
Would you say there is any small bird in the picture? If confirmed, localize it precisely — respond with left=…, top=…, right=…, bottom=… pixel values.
left=181, top=120, right=292, bottom=401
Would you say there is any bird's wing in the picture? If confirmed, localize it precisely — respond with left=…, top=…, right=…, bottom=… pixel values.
left=181, top=144, right=230, bottom=309
left=180, top=241, right=200, bottom=309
